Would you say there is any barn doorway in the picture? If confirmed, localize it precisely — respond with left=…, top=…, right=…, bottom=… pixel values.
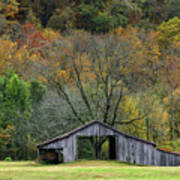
left=40, top=149, right=59, bottom=164
left=77, top=136, right=116, bottom=160
left=109, top=136, right=116, bottom=159
left=39, top=148, right=64, bottom=164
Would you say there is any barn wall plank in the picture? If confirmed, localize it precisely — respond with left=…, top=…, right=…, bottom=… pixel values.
left=135, top=141, right=141, bottom=164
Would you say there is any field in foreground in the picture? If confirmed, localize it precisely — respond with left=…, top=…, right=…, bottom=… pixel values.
left=0, top=160, right=180, bottom=180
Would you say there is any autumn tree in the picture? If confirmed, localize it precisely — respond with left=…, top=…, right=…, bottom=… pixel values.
left=157, top=17, right=180, bottom=49
left=155, top=18, right=180, bottom=145
left=35, top=29, right=167, bottom=157
left=0, top=0, right=19, bottom=20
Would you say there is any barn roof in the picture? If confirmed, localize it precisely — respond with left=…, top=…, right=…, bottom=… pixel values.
left=37, top=120, right=156, bottom=148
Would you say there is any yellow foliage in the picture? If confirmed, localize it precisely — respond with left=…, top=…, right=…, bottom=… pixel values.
left=118, top=95, right=146, bottom=137
left=1, top=0, right=19, bottom=19
left=111, top=26, right=125, bottom=36
left=157, top=17, right=180, bottom=48
left=42, top=28, right=61, bottom=42
left=38, top=76, right=47, bottom=84
left=0, top=39, right=40, bottom=79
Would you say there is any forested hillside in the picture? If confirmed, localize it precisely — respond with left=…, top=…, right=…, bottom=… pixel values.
left=0, top=0, right=179, bottom=160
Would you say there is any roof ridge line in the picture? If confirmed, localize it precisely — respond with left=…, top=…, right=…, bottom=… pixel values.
left=37, top=120, right=156, bottom=147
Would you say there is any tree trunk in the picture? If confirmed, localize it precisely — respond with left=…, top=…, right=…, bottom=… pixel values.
left=169, top=90, right=175, bottom=147
left=91, top=136, right=103, bottom=159
left=146, top=118, right=150, bottom=141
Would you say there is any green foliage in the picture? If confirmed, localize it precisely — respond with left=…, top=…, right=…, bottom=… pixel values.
left=101, top=140, right=109, bottom=160
left=74, top=0, right=129, bottom=32
left=47, top=7, right=75, bottom=32
left=77, top=137, right=94, bottom=159
left=29, top=80, right=46, bottom=105
left=0, top=70, right=31, bottom=128
left=166, top=0, right=180, bottom=19
left=0, top=70, right=46, bottom=160
left=4, top=156, right=12, bottom=161
left=1, top=0, right=179, bottom=33
left=157, top=17, right=180, bottom=48
left=75, top=3, right=98, bottom=31
left=91, top=12, right=117, bottom=33
left=173, top=139, right=180, bottom=152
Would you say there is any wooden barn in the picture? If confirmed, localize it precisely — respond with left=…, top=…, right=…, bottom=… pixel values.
left=37, top=120, right=180, bottom=166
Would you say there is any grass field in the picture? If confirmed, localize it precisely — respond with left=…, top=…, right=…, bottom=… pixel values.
left=0, top=160, right=180, bottom=180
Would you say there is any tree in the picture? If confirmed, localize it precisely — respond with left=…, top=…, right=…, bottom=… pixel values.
left=32, top=0, right=54, bottom=26
left=0, top=70, right=30, bottom=128
left=37, top=30, right=160, bottom=158
left=160, top=48, right=180, bottom=144
left=0, top=70, right=46, bottom=160
left=16, top=0, right=33, bottom=23
left=154, top=18, right=180, bottom=144
left=0, top=37, right=40, bottom=79
left=166, top=0, right=180, bottom=19
left=0, top=70, right=30, bottom=159
left=0, top=0, right=19, bottom=20
left=18, top=22, right=49, bottom=49
left=47, top=7, right=75, bottom=32
left=29, top=90, right=78, bottom=143
left=0, top=125, right=14, bottom=159
left=91, top=12, right=117, bottom=33
left=157, top=17, right=180, bottom=49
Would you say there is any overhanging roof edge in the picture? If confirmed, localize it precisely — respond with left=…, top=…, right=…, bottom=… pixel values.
left=37, top=120, right=156, bottom=148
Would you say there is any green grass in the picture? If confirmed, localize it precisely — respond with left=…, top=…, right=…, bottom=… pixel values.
left=0, top=160, right=180, bottom=180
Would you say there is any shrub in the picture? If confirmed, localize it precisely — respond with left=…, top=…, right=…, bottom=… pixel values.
left=4, top=157, right=12, bottom=161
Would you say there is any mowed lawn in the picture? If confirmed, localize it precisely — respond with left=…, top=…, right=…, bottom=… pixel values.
left=0, top=160, right=180, bottom=180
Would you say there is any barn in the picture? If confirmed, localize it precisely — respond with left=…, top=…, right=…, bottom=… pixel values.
left=37, top=120, right=180, bottom=166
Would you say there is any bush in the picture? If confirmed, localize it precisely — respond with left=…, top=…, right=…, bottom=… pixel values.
left=4, top=157, right=12, bottom=161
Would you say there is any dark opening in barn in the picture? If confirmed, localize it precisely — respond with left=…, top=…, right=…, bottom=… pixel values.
left=39, top=148, right=63, bottom=164
left=77, top=136, right=116, bottom=160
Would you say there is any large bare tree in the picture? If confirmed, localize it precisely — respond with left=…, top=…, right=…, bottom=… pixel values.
left=35, top=31, right=159, bottom=157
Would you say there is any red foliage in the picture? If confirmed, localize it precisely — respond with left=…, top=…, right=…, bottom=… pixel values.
left=17, top=22, right=49, bottom=49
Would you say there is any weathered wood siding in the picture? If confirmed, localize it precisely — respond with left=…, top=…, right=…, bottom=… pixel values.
left=116, top=136, right=156, bottom=165
left=38, top=121, right=180, bottom=165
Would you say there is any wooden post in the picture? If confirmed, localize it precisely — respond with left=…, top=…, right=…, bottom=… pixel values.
left=95, top=135, right=98, bottom=159
left=37, top=148, right=40, bottom=164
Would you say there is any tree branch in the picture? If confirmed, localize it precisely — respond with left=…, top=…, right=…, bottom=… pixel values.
left=56, top=82, right=85, bottom=124
left=110, top=88, right=123, bottom=126
left=103, top=81, right=115, bottom=123
left=72, top=60, right=94, bottom=120
left=118, top=112, right=149, bottom=125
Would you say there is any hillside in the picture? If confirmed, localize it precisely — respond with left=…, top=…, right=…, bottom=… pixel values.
left=0, top=0, right=179, bottom=161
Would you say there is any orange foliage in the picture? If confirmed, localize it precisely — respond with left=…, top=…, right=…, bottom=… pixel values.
left=0, top=125, right=14, bottom=145
left=17, top=22, right=49, bottom=49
